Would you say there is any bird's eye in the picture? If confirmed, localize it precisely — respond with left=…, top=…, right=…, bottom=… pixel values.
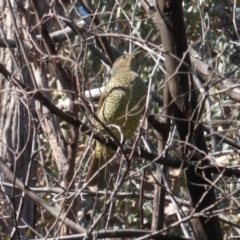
left=122, top=55, right=126, bottom=59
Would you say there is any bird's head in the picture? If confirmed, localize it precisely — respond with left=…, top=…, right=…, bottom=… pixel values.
left=111, top=54, right=135, bottom=76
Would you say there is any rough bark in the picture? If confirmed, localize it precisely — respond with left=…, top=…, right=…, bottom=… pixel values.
left=0, top=1, right=35, bottom=238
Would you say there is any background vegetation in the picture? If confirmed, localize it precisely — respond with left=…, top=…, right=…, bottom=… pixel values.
left=0, top=0, right=240, bottom=239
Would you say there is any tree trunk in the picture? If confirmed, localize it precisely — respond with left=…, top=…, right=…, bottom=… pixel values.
left=140, top=0, right=223, bottom=239
left=0, top=1, right=35, bottom=238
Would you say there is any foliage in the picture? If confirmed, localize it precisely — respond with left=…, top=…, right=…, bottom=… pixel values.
left=0, top=0, right=240, bottom=239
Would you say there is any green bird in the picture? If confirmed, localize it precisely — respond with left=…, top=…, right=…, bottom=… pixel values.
left=85, top=54, right=147, bottom=189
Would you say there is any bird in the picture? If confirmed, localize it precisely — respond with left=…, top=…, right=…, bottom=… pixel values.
left=85, top=53, right=147, bottom=189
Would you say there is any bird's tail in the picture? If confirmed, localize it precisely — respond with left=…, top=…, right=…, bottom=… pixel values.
left=85, top=141, right=114, bottom=189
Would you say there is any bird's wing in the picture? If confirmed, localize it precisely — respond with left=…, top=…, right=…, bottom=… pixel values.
left=98, top=84, right=130, bottom=124
left=96, top=74, right=128, bottom=115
